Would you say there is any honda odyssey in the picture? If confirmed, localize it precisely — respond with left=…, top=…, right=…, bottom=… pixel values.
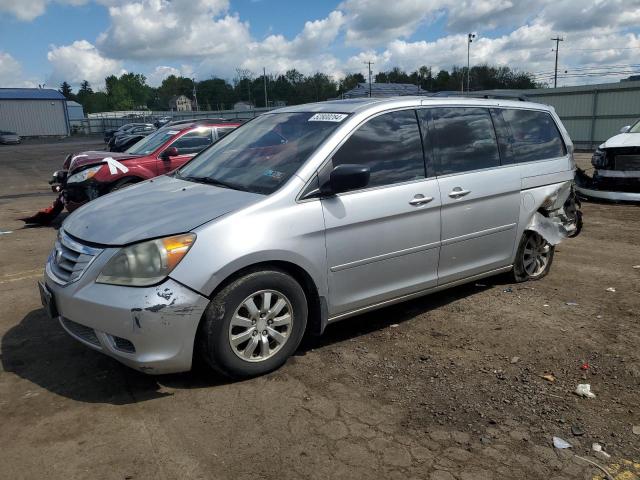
left=40, top=97, right=581, bottom=378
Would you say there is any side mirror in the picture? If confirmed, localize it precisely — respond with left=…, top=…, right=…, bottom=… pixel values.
left=323, top=164, right=370, bottom=195
left=160, top=146, right=179, bottom=159
left=620, top=125, right=631, bottom=133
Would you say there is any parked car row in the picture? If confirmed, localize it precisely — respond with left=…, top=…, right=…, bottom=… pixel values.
left=38, top=97, right=582, bottom=380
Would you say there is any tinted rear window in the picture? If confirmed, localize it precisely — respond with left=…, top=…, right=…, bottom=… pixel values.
left=497, top=109, right=566, bottom=163
left=429, top=107, right=500, bottom=175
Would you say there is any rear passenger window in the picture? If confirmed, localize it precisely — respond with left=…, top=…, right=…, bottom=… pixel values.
left=332, top=110, right=425, bottom=188
left=431, top=108, right=500, bottom=175
left=498, top=109, right=566, bottom=163
left=171, top=128, right=213, bottom=155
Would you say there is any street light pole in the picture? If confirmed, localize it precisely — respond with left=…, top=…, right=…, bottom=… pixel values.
left=467, top=33, right=475, bottom=93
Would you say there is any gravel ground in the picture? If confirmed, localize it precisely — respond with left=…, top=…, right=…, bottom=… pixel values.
left=0, top=139, right=638, bottom=480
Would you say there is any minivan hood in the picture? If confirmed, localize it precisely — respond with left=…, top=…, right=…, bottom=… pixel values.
left=602, top=133, right=640, bottom=149
left=68, top=151, right=141, bottom=172
left=63, top=175, right=264, bottom=245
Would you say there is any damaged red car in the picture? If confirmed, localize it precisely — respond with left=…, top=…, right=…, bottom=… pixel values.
left=25, top=119, right=243, bottom=224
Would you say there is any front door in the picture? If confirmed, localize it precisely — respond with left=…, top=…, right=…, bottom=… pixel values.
left=420, top=107, right=520, bottom=284
left=322, top=109, right=442, bottom=317
left=158, top=127, right=214, bottom=174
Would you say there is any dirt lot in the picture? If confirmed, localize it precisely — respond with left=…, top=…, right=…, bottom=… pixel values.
left=0, top=138, right=639, bottom=480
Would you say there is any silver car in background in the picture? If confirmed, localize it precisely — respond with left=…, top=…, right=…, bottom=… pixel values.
left=40, top=97, right=581, bottom=378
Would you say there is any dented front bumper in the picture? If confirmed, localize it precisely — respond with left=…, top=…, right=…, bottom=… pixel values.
left=43, top=269, right=209, bottom=374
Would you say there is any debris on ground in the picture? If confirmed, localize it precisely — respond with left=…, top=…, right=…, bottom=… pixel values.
left=389, top=324, right=399, bottom=328
left=575, top=384, right=596, bottom=399
left=571, top=425, right=585, bottom=436
left=503, top=287, right=513, bottom=293
left=566, top=301, right=579, bottom=306
left=605, top=287, right=616, bottom=292
left=553, top=436, right=572, bottom=449
left=580, top=362, right=590, bottom=371
left=633, top=265, right=640, bottom=269
left=510, top=356, right=520, bottom=364
left=541, top=374, right=556, bottom=382
left=592, top=443, right=611, bottom=459
left=633, top=425, right=640, bottom=435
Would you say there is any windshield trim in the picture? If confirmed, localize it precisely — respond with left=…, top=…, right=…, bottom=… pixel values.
left=176, top=112, right=346, bottom=196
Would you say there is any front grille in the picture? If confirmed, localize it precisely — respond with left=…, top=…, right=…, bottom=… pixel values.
left=48, top=231, right=101, bottom=285
left=61, top=318, right=100, bottom=346
left=112, top=336, right=136, bottom=353
left=614, top=154, right=640, bottom=170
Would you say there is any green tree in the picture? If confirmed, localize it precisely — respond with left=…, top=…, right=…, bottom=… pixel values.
left=339, top=73, right=365, bottom=95
left=59, top=81, right=73, bottom=99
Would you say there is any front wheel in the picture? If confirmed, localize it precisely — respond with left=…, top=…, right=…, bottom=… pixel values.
left=199, top=269, right=308, bottom=379
left=512, top=231, right=555, bottom=282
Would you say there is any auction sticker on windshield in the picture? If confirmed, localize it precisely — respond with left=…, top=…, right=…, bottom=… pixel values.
left=308, top=113, right=348, bottom=122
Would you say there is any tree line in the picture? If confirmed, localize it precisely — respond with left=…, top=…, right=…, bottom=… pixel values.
left=59, top=65, right=540, bottom=114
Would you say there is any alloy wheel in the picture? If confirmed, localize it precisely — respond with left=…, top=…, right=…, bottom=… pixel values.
left=228, top=289, right=293, bottom=362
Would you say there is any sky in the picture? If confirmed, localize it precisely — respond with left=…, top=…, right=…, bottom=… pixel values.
left=1, top=0, right=639, bottom=90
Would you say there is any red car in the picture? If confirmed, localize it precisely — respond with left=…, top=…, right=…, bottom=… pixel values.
left=28, top=119, right=243, bottom=223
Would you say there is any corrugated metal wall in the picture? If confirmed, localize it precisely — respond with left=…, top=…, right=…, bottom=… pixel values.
left=0, top=99, right=69, bottom=136
left=523, top=81, right=640, bottom=150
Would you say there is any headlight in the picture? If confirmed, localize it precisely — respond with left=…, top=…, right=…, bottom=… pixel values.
left=67, top=165, right=103, bottom=184
left=96, top=233, right=195, bottom=286
left=591, top=149, right=607, bottom=168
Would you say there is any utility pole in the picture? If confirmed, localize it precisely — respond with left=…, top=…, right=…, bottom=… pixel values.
left=263, top=67, right=268, bottom=108
left=467, top=33, right=475, bottom=93
left=551, top=36, right=564, bottom=88
left=364, top=61, right=374, bottom=97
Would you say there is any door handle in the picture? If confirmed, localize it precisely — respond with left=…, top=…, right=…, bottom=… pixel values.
left=448, top=187, right=471, bottom=199
left=409, top=194, right=434, bottom=206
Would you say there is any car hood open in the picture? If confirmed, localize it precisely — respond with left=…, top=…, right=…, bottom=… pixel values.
left=601, top=133, right=640, bottom=149
left=62, top=175, right=264, bottom=245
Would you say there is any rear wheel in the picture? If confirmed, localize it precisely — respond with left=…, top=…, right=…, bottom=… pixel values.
left=512, top=231, right=554, bottom=282
left=199, top=269, right=307, bottom=378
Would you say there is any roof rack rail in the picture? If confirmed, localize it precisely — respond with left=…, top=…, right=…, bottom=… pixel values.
left=428, top=91, right=529, bottom=101
left=163, top=117, right=251, bottom=127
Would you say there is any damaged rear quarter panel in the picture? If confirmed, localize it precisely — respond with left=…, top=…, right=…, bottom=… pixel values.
left=516, top=171, right=579, bottom=255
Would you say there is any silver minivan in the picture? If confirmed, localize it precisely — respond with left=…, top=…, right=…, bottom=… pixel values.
left=40, top=97, right=581, bottom=378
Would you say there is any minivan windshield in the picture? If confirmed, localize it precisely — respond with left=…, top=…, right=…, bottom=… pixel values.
left=177, top=112, right=344, bottom=194
left=126, top=128, right=179, bottom=155
left=629, top=119, right=640, bottom=133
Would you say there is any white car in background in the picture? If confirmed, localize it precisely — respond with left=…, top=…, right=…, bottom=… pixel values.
left=576, top=120, right=640, bottom=201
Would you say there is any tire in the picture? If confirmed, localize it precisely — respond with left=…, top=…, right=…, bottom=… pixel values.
left=199, top=269, right=308, bottom=379
left=512, top=231, right=555, bottom=282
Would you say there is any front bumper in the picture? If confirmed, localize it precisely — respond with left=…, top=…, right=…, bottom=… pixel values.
left=43, top=265, right=209, bottom=374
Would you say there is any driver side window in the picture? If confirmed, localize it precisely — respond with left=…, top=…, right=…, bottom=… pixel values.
left=171, top=128, right=213, bottom=155
left=332, top=109, right=425, bottom=189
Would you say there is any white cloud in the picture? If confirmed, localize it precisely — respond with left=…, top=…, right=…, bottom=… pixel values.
left=0, top=51, right=39, bottom=87
left=340, top=0, right=440, bottom=47
left=97, top=0, right=248, bottom=60
left=147, top=65, right=194, bottom=86
left=47, top=40, right=125, bottom=88
left=0, top=0, right=87, bottom=21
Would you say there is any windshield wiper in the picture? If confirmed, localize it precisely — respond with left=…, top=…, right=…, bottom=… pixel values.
left=178, top=174, right=241, bottom=191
